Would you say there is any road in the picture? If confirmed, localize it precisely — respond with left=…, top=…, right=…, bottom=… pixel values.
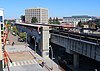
left=7, top=32, right=25, bottom=45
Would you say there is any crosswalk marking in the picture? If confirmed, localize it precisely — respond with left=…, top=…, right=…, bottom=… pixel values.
left=30, top=60, right=33, bottom=64
left=27, top=60, right=31, bottom=64
left=8, top=59, right=37, bottom=67
left=12, top=62, right=16, bottom=66
left=16, top=62, right=20, bottom=66
left=20, top=61, right=24, bottom=65
left=9, top=62, right=12, bottom=67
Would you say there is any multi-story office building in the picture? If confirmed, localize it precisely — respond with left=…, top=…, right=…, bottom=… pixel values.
left=63, top=16, right=95, bottom=27
left=0, top=8, right=4, bottom=70
left=0, top=8, right=4, bottom=44
left=25, top=8, right=48, bottom=24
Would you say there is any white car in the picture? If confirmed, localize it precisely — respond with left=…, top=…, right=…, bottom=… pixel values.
left=12, top=32, right=16, bottom=36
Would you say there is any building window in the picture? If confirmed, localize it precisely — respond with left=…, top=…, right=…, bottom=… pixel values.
left=0, top=16, right=3, bottom=22
left=1, top=31, right=3, bottom=35
left=1, top=24, right=3, bottom=30
left=1, top=39, right=3, bottom=42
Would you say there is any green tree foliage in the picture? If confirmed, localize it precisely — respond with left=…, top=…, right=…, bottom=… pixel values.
left=77, top=21, right=83, bottom=27
left=7, top=23, right=11, bottom=31
left=49, top=17, right=60, bottom=24
left=88, top=22, right=96, bottom=29
left=49, top=17, right=52, bottom=24
left=20, top=15, right=25, bottom=22
left=53, top=18, right=56, bottom=24
left=4, top=21, right=11, bottom=31
left=31, top=17, right=38, bottom=23
left=12, top=26, right=18, bottom=34
left=55, top=17, right=60, bottom=24
left=95, top=19, right=100, bottom=28
left=19, top=32, right=26, bottom=40
left=87, top=19, right=100, bottom=29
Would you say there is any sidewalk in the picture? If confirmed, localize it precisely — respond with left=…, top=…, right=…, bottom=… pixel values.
left=27, top=47, right=65, bottom=71
left=4, top=44, right=64, bottom=71
left=5, top=32, right=65, bottom=71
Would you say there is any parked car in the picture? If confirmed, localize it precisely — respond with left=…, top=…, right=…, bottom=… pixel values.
left=12, top=32, right=16, bottom=36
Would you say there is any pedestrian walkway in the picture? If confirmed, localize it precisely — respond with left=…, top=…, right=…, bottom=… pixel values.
left=3, top=31, right=65, bottom=71
left=3, top=44, right=47, bottom=71
left=28, top=48, right=65, bottom=71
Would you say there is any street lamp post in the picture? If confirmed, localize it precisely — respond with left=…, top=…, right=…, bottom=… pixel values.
left=50, top=45, right=53, bottom=60
left=32, top=36, right=36, bottom=53
left=49, top=45, right=55, bottom=70
left=26, top=32, right=27, bottom=43
left=35, top=37, right=36, bottom=53
left=25, top=32, right=28, bottom=48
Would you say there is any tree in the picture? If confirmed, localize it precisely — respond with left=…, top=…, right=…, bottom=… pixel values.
left=5, top=21, right=11, bottom=31
left=12, top=26, right=18, bottom=35
left=7, top=23, right=11, bottom=31
left=55, top=17, right=60, bottom=24
left=19, top=32, right=26, bottom=40
left=31, top=17, right=38, bottom=23
left=77, top=21, right=83, bottom=27
left=53, top=18, right=56, bottom=24
left=20, top=15, right=25, bottom=22
left=96, top=20, right=100, bottom=28
left=49, top=17, right=52, bottom=24
left=91, top=23, right=96, bottom=29
left=49, top=17, right=60, bottom=24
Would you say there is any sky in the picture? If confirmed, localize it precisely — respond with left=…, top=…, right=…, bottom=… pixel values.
left=0, top=0, right=100, bottom=19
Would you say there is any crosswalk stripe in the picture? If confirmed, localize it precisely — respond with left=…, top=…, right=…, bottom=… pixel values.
left=15, top=62, right=18, bottom=66
left=20, top=61, right=24, bottom=65
left=23, top=61, right=27, bottom=65
left=18, top=61, right=21, bottom=66
left=16, top=62, right=20, bottom=66
left=30, top=60, right=34, bottom=64
left=9, top=63, right=12, bottom=67
left=33, top=59, right=37, bottom=63
left=12, top=62, right=16, bottom=66
left=27, top=60, right=31, bottom=64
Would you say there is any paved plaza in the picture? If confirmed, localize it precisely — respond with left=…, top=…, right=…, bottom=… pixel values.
left=3, top=32, right=64, bottom=71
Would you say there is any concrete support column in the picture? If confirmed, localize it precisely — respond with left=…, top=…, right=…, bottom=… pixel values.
left=40, top=26, right=49, bottom=58
left=73, top=53, right=79, bottom=71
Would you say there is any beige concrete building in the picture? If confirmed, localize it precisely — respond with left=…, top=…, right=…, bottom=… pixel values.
left=25, top=8, right=48, bottom=24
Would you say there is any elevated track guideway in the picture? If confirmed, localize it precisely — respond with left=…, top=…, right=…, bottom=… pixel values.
left=50, top=29, right=100, bottom=45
